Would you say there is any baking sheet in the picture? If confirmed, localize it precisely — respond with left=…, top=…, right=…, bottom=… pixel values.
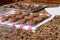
left=0, top=10, right=55, bottom=32
left=2, top=2, right=47, bottom=12
left=0, top=8, right=15, bottom=15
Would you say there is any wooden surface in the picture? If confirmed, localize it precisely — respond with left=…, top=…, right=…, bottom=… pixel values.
left=0, top=0, right=13, bottom=6
left=24, top=0, right=32, bottom=2
left=13, top=0, right=23, bottom=2
left=47, top=0, right=60, bottom=4
left=0, top=0, right=23, bottom=6
left=0, top=0, right=60, bottom=6
left=32, top=0, right=47, bottom=3
left=24, top=0, right=60, bottom=4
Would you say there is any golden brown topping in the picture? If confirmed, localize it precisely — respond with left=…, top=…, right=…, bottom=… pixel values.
left=22, top=12, right=29, bottom=16
left=26, top=20, right=36, bottom=25
left=30, top=13, right=39, bottom=17
left=8, top=14, right=16, bottom=18
left=17, top=19, right=26, bottom=24
left=14, top=11, right=22, bottom=15
left=33, top=17, right=43, bottom=22
left=16, top=15, right=24, bottom=19
left=39, top=15, right=48, bottom=19
left=1, top=16, right=9, bottom=21
left=8, top=17, right=17, bottom=22
left=25, top=15, right=34, bottom=20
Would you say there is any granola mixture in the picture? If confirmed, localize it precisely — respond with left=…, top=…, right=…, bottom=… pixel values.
left=0, top=16, right=60, bottom=40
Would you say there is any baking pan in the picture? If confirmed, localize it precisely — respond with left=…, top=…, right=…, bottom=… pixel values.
left=0, top=10, right=55, bottom=32
left=2, top=2, right=47, bottom=12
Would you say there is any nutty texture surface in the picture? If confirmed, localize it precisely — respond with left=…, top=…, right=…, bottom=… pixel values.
left=0, top=16, right=60, bottom=40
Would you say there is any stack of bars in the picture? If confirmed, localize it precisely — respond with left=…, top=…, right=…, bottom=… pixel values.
left=3, top=2, right=43, bottom=10
left=0, top=10, right=55, bottom=32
